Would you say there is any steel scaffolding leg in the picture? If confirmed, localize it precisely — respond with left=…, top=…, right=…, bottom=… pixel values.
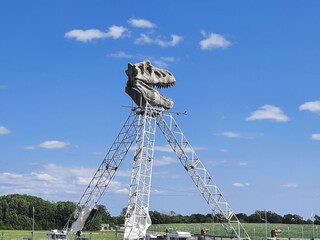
left=124, top=105, right=159, bottom=240
left=157, top=112, right=250, bottom=240
left=65, top=110, right=141, bottom=233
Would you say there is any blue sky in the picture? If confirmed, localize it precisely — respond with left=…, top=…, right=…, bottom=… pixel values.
left=1, top=1, right=320, bottom=220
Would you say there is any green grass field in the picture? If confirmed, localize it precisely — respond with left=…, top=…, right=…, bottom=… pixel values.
left=149, top=222, right=319, bottom=240
left=0, top=230, right=122, bottom=240
left=0, top=223, right=318, bottom=240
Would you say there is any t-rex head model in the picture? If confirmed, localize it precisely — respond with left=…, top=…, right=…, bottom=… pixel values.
left=125, top=60, right=176, bottom=110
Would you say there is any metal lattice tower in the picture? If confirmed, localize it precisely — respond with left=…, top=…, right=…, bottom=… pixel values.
left=124, top=104, right=159, bottom=239
left=66, top=106, right=250, bottom=240
left=156, top=111, right=250, bottom=240
left=65, top=110, right=141, bottom=233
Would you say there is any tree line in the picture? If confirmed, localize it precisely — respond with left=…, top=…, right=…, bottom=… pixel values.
left=0, top=194, right=319, bottom=231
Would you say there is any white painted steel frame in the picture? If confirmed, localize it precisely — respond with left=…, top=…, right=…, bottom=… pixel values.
left=66, top=107, right=250, bottom=240
left=65, top=110, right=140, bottom=232
left=124, top=104, right=158, bottom=240
left=156, top=112, right=250, bottom=240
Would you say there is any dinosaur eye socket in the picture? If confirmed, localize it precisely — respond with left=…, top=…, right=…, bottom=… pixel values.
left=138, top=65, right=144, bottom=74
left=154, top=71, right=161, bottom=77
left=147, top=65, right=152, bottom=75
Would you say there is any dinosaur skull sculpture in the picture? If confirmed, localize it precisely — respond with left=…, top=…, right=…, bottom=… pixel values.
left=125, top=60, right=176, bottom=109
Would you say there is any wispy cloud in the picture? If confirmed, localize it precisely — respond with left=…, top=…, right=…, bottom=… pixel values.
left=210, top=159, right=228, bottom=166
left=39, top=140, right=69, bottom=149
left=152, top=56, right=176, bottom=68
left=311, top=133, right=320, bottom=141
left=221, top=131, right=241, bottom=138
left=128, top=18, right=155, bottom=29
left=233, top=182, right=250, bottom=187
left=155, top=144, right=205, bottom=153
left=0, top=163, right=129, bottom=201
left=239, top=162, right=248, bottom=166
left=0, top=85, right=7, bottom=90
left=220, top=148, right=229, bottom=153
left=154, top=156, right=178, bottom=166
left=108, top=52, right=176, bottom=68
left=200, top=31, right=231, bottom=50
left=65, top=25, right=127, bottom=42
left=246, top=105, right=289, bottom=122
left=154, top=144, right=173, bottom=152
left=216, top=131, right=258, bottom=140
left=108, top=51, right=134, bottom=59
left=0, top=125, right=10, bottom=135
left=299, top=100, right=320, bottom=114
left=135, top=33, right=183, bottom=47
left=281, top=182, right=298, bottom=188
left=25, top=140, right=69, bottom=150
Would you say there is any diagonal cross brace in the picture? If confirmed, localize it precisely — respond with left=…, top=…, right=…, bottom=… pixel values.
left=156, top=112, right=250, bottom=240
left=65, top=110, right=141, bottom=232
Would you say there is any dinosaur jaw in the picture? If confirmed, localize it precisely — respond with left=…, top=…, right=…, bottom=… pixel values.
left=125, top=61, right=175, bottom=109
left=125, top=80, right=174, bottom=109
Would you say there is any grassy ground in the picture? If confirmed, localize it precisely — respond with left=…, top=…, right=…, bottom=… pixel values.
left=148, top=222, right=319, bottom=240
left=0, top=230, right=123, bottom=240
left=0, top=223, right=318, bottom=240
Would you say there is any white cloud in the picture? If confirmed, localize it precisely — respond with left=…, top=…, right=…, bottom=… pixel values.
left=128, top=18, right=155, bottom=28
left=210, top=159, right=228, bottom=166
left=200, top=32, right=231, bottom=50
left=108, top=51, right=133, bottom=59
left=299, top=100, right=320, bottom=113
left=233, top=182, right=250, bottom=187
left=135, top=33, right=183, bottom=47
left=152, top=188, right=168, bottom=195
left=65, top=29, right=106, bottom=42
left=155, top=144, right=204, bottom=153
left=154, top=144, right=172, bottom=152
left=31, top=172, right=57, bottom=181
left=154, top=156, right=177, bottom=166
left=0, top=163, right=129, bottom=201
left=107, top=25, right=127, bottom=39
left=157, top=34, right=182, bottom=47
left=152, top=57, right=176, bottom=68
left=107, top=52, right=176, bottom=67
left=239, top=162, right=248, bottom=166
left=221, top=131, right=241, bottom=138
left=39, top=140, right=69, bottom=149
left=311, top=133, right=320, bottom=141
left=135, top=33, right=153, bottom=44
left=246, top=105, right=289, bottom=122
left=109, top=181, right=129, bottom=194
left=2, top=172, right=23, bottom=179
left=65, top=25, right=127, bottom=42
left=281, top=183, right=298, bottom=188
left=24, top=145, right=36, bottom=150
left=216, top=131, right=257, bottom=140
left=116, top=170, right=132, bottom=178
left=220, top=148, right=229, bottom=153
left=0, top=126, right=10, bottom=135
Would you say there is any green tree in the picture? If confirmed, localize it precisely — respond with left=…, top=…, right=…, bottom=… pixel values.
left=248, top=211, right=264, bottom=223
left=236, top=213, right=249, bottom=223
